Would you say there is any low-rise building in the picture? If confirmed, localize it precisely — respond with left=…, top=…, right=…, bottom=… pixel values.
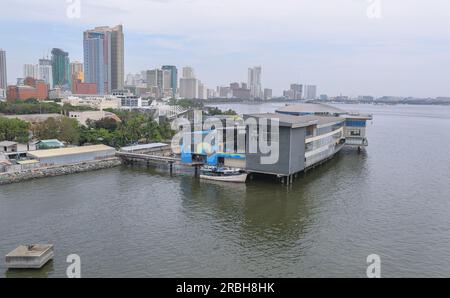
left=68, top=110, right=120, bottom=126
left=27, top=144, right=116, bottom=166
left=0, top=141, right=18, bottom=153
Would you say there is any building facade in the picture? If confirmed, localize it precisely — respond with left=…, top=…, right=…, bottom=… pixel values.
left=51, top=48, right=70, bottom=89
left=0, top=49, right=7, bottom=91
left=84, top=25, right=124, bottom=95
left=162, top=65, right=178, bottom=97
left=248, top=66, right=262, bottom=99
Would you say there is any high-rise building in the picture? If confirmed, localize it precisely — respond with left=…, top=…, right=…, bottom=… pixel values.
left=179, top=78, right=198, bottom=99
left=162, top=65, right=178, bottom=97
left=248, top=66, right=262, bottom=99
left=0, top=49, right=7, bottom=91
left=38, top=59, right=53, bottom=89
left=304, top=85, right=317, bottom=100
left=51, top=48, right=70, bottom=88
left=23, top=64, right=38, bottom=79
left=84, top=25, right=124, bottom=95
left=182, top=67, right=195, bottom=79
left=70, top=61, right=84, bottom=81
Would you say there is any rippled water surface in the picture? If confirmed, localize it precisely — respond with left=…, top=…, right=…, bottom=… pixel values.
left=1, top=104, right=450, bottom=277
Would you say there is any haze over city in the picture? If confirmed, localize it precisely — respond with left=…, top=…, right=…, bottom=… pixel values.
left=1, top=0, right=450, bottom=97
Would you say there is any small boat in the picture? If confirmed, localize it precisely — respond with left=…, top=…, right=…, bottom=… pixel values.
left=200, top=166, right=248, bottom=183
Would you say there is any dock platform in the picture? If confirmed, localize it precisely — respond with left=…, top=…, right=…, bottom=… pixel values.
left=5, top=244, right=54, bottom=269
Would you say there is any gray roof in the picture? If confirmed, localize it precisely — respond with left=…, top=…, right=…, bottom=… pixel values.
left=244, top=113, right=344, bottom=128
left=276, top=103, right=347, bottom=115
left=121, top=143, right=169, bottom=152
left=0, top=141, right=18, bottom=147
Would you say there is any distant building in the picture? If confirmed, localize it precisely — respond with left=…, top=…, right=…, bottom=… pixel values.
left=84, top=25, right=124, bottom=95
left=283, top=84, right=302, bottom=100
left=51, top=48, right=70, bottom=89
left=72, top=79, right=97, bottom=95
left=38, top=59, right=53, bottom=89
left=70, top=61, right=84, bottom=82
left=264, top=88, right=272, bottom=100
left=161, top=65, right=178, bottom=97
left=23, top=64, right=38, bottom=79
left=304, top=85, right=317, bottom=100
left=319, top=94, right=328, bottom=101
left=179, top=78, right=198, bottom=99
left=232, top=88, right=251, bottom=100
left=219, top=86, right=231, bottom=98
left=0, top=49, right=7, bottom=90
left=69, top=110, right=120, bottom=126
left=7, top=77, right=48, bottom=101
left=248, top=66, right=262, bottom=99
left=182, top=67, right=195, bottom=79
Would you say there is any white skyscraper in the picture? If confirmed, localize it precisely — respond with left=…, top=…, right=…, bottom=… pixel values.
left=179, top=66, right=199, bottom=99
left=38, top=59, right=53, bottom=89
left=248, top=66, right=262, bottom=99
left=182, top=67, right=195, bottom=79
left=0, top=49, right=7, bottom=91
left=23, top=64, right=38, bottom=79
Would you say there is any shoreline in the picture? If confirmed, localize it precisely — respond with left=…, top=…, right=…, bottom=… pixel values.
left=0, top=157, right=122, bottom=185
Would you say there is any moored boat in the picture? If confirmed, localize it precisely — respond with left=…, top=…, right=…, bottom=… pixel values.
left=200, top=167, right=248, bottom=183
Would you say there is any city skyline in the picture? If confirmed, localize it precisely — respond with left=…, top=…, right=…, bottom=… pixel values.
left=1, top=1, right=450, bottom=97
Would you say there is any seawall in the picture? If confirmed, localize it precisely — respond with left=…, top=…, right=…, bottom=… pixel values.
left=0, top=157, right=123, bottom=185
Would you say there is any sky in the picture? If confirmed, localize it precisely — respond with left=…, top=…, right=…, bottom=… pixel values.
left=1, top=0, right=450, bottom=97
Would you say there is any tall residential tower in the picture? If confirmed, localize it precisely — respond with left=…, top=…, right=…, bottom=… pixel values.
left=0, top=49, right=7, bottom=91
left=51, top=48, right=70, bottom=88
left=248, top=66, right=262, bottom=99
left=83, top=25, right=124, bottom=95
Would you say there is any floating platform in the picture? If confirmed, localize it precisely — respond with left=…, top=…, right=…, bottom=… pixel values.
left=5, top=244, right=54, bottom=269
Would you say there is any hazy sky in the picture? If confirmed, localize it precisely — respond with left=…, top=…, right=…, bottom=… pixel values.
left=1, top=0, right=450, bottom=97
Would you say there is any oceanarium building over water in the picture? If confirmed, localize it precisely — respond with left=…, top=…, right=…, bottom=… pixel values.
left=181, top=103, right=372, bottom=181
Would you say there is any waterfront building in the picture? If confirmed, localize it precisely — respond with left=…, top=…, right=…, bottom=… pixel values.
left=276, top=103, right=372, bottom=147
left=244, top=113, right=346, bottom=176
left=0, top=49, right=7, bottom=90
left=84, top=25, right=124, bottom=95
left=51, top=48, right=70, bottom=89
left=248, top=66, right=262, bottom=99
left=304, top=85, right=317, bottom=100
left=28, top=144, right=116, bottom=166
left=264, top=88, right=273, bottom=100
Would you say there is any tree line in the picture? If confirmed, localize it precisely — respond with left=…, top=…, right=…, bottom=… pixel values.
left=0, top=110, right=174, bottom=148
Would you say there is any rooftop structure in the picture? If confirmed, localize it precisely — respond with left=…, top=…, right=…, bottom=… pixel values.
left=28, top=144, right=116, bottom=166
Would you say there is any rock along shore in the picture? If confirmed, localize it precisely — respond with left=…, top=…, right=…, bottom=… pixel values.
left=0, top=157, right=123, bottom=185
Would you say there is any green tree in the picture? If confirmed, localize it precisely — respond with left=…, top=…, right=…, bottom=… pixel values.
left=32, top=117, right=80, bottom=145
left=0, top=117, right=30, bottom=143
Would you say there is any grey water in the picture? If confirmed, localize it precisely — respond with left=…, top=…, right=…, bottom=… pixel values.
left=1, top=103, right=450, bottom=278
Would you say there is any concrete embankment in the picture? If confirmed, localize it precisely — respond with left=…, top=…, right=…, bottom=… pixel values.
left=0, top=157, right=122, bottom=185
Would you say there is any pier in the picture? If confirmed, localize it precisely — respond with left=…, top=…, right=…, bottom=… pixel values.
left=116, top=151, right=204, bottom=175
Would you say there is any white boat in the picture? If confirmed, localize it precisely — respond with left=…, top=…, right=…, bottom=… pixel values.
left=200, top=167, right=248, bottom=183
